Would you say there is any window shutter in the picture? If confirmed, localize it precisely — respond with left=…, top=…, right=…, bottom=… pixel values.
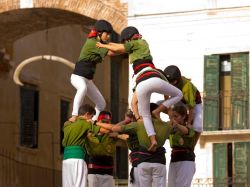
left=213, top=143, right=228, bottom=187
left=204, top=55, right=220, bottom=131
left=233, top=142, right=250, bottom=186
left=231, top=53, right=249, bottom=129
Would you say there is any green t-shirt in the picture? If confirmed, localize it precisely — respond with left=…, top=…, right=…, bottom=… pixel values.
left=176, top=76, right=198, bottom=108
left=121, top=119, right=172, bottom=149
left=78, top=38, right=109, bottom=63
left=62, top=119, right=100, bottom=147
left=169, top=127, right=196, bottom=149
left=126, top=133, right=140, bottom=151
left=85, top=133, right=117, bottom=157
left=124, top=39, right=153, bottom=64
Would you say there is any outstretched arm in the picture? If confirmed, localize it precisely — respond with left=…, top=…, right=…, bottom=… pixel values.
left=96, top=42, right=126, bottom=53
left=96, top=122, right=123, bottom=132
left=108, top=132, right=129, bottom=140
left=107, top=50, right=119, bottom=56
left=99, top=127, right=111, bottom=134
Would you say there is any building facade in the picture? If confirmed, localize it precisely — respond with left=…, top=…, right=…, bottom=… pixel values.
left=127, top=0, right=250, bottom=186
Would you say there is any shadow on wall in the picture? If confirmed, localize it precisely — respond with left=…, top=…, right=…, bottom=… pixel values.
left=0, top=48, right=12, bottom=77
left=0, top=147, right=61, bottom=187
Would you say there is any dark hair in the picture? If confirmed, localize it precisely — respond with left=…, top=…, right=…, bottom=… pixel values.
left=95, top=19, right=113, bottom=33
left=164, top=65, right=181, bottom=83
left=150, top=103, right=159, bottom=114
left=156, top=68, right=167, bottom=79
left=126, top=109, right=136, bottom=121
left=171, top=103, right=188, bottom=120
left=78, top=104, right=96, bottom=116
left=126, top=109, right=133, bottom=116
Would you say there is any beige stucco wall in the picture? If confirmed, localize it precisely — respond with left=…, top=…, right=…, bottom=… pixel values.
left=0, top=2, right=129, bottom=186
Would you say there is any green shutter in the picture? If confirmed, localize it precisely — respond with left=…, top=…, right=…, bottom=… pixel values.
left=204, top=55, right=220, bottom=131
left=213, top=143, right=228, bottom=187
left=234, top=142, right=250, bottom=186
left=231, top=53, right=249, bottom=129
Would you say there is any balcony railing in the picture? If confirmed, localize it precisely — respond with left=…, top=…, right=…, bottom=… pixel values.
left=202, top=90, right=249, bottom=131
left=191, top=177, right=249, bottom=187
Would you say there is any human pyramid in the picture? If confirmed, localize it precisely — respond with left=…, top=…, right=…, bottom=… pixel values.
left=62, top=19, right=203, bottom=187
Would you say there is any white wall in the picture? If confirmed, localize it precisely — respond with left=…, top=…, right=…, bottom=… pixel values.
left=128, top=7, right=250, bottom=91
left=128, top=0, right=250, bottom=16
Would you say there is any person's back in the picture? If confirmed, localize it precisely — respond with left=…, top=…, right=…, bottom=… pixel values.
left=78, top=38, right=107, bottom=63
left=62, top=104, right=99, bottom=187
left=86, top=133, right=116, bottom=157
left=124, top=38, right=152, bottom=65
left=176, top=76, right=201, bottom=107
left=125, top=119, right=171, bottom=149
left=86, top=111, right=116, bottom=187
left=63, top=119, right=92, bottom=147
left=121, top=117, right=172, bottom=187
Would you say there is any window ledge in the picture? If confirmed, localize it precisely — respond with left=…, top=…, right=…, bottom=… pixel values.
left=199, top=129, right=250, bottom=147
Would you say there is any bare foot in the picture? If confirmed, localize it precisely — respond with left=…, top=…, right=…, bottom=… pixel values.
left=69, top=115, right=77, bottom=122
left=152, top=110, right=162, bottom=121
left=148, top=142, right=158, bottom=152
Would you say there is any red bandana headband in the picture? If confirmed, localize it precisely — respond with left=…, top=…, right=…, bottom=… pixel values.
left=131, top=34, right=142, bottom=40
left=98, top=114, right=112, bottom=122
left=88, top=28, right=97, bottom=38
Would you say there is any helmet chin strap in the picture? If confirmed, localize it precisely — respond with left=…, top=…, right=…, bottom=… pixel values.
left=98, top=32, right=108, bottom=44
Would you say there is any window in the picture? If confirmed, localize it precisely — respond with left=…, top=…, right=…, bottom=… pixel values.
left=213, top=142, right=250, bottom=186
left=204, top=53, right=249, bottom=131
left=219, top=55, right=231, bottom=130
left=213, top=143, right=232, bottom=187
left=60, top=99, right=70, bottom=153
left=233, top=142, right=250, bottom=186
left=20, top=85, right=39, bottom=148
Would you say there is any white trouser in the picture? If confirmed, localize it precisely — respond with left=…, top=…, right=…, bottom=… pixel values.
left=71, top=74, right=106, bottom=120
left=137, top=162, right=166, bottom=187
left=128, top=167, right=140, bottom=187
left=168, top=161, right=196, bottom=187
left=62, top=158, right=87, bottom=187
left=193, top=103, right=203, bottom=133
left=87, top=174, right=115, bottom=187
left=136, top=77, right=183, bottom=136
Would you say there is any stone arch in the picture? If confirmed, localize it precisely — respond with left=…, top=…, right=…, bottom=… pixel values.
left=34, top=0, right=127, bottom=32
left=0, top=0, right=127, bottom=44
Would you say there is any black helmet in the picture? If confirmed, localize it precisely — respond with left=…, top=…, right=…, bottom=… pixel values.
left=164, top=65, right=181, bottom=82
left=120, top=26, right=139, bottom=42
left=95, top=20, right=113, bottom=33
